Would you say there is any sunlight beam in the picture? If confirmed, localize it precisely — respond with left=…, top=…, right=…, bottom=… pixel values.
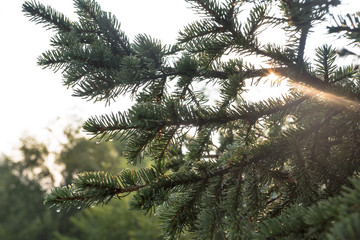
left=291, top=82, right=360, bottom=111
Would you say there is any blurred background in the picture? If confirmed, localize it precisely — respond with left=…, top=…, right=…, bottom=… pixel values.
left=0, top=1, right=199, bottom=239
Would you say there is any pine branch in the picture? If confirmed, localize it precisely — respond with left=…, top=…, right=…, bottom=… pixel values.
left=178, top=19, right=227, bottom=43
left=44, top=171, right=146, bottom=210
left=186, top=0, right=227, bottom=24
left=314, top=45, right=337, bottom=82
left=256, top=177, right=360, bottom=239
left=25, top=0, right=360, bottom=238
left=297, top=26, right=310, bottom=64
left=83, top=94, right=308, bottom=141
left=45, top=163, right=236, bottom=212
left=329, top=12, right=360, bottom=43
left=22, top=1, right=72, bottom=32
left=74, top=0, right=131, bottom=55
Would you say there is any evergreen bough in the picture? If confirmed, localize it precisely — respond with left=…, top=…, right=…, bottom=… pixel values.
left=23, top=0, right=360, bottom=239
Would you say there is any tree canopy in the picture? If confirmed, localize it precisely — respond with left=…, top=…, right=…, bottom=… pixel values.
left=23, top=0, right=360, bottom=239
left=0, top=129, right=166, bottom=239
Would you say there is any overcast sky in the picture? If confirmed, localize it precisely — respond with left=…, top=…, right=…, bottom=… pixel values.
left=0, top=0, right=199, bottom=156
left=0, top=0, right=358, bottom=156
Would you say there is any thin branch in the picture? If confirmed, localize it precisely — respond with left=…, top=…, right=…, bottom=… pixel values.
left=297, top=27, right=310, bottom=65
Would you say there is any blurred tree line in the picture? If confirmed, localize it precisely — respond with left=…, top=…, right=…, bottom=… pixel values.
left=0, top=127, right=185, bottom=240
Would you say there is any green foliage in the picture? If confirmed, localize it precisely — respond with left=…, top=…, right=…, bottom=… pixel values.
left=23, top=0, right=71, bottom=32
left=0, top=141, right=57, bottom=240
left=23, top=0, right=360, bottom=239
left=58, top=127, right=127, bottom=184
left=1, top=130, right=169, bottom=239
left=255, top=177, right=360, bottom=240
left=54, top=201, right=163, bottom=240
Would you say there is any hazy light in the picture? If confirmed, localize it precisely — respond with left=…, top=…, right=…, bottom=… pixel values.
left=291, top=82, right=360, bottom=110
left=266, top=70, right=285, bottom=87
left=267, top=72, right=279, bottom=82
left=243, top=71, right=289, bottom=102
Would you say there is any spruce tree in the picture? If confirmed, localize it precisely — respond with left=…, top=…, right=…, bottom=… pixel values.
left=23, top=0, right=360, bottom=239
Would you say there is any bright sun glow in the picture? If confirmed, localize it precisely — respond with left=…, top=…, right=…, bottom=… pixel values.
left=267, top=72, right=279, bottom=82
left=243, top=72, right=289, bottom=102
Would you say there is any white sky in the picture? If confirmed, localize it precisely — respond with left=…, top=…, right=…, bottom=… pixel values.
left=0, top=0, right=359, bottom=156
left=0, top=0, right=199, bottom=156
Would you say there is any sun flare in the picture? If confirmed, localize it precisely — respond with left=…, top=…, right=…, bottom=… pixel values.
left=291, top=82, right=360, bottom=110
left=267, top=72, right=278, bottom=82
